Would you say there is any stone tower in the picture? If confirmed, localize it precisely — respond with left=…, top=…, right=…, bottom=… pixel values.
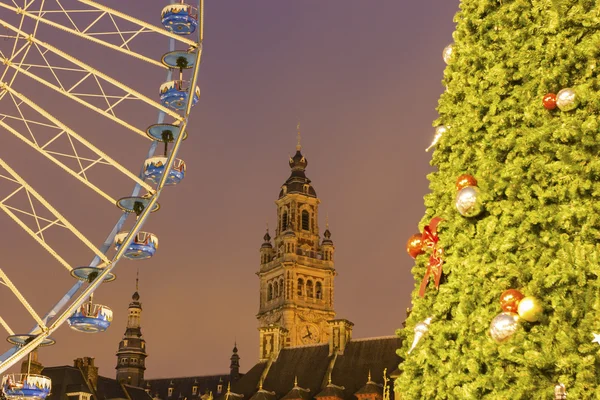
left=257, top=128, right=336, bottom=360
left=116, top=286, right=148, bottom=387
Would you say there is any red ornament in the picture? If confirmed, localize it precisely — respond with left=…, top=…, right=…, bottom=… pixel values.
left=456, top=174, right=478, bottom=191
left=406, top=233, right=425, bottom=259
left=500, top=289, right=525, bottom=313
left=543, top=93, right=557, bottom=110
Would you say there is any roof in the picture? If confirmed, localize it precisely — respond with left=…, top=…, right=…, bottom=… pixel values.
left=228, top=337, right=401, bottom=400
left=315, top=384, right=345, bottom=399
left=279, top=150, right=317, bottom=199
left=145, top=375, right=234, bottom=400
left=354, top=382, right=383, bottom=396
left=42, top=365, right=153, bottom=400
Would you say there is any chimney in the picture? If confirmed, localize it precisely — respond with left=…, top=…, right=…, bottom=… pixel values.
left=74, top=357, right=99, bottom=390
left=20, top=349, right=44, bottom=375
left=328, top=319, right=354, bottom=355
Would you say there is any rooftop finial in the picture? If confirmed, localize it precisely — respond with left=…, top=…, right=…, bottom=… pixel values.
left=368, top=370, right=372, bottom=383
left=326, top=213, right=329, bottom=230
left=294, top=376, right=298, bottom=388
left=136, top=268, right=139, bottom=292
left=296, top=122, right=301, bottom=151
left=226, top=383, right=231, bottom=394
left=259, top=378, right=263, bottom=391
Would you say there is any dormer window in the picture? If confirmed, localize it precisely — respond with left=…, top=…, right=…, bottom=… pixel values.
left=192, top=387, right=197, bottom=395
left=168, top=388, right=174, bottom=397
left=301, top=210, right=310, bottom=231
left=217, top=385, right=223, bottom=394
left=303, top=184, right=309, bottom=194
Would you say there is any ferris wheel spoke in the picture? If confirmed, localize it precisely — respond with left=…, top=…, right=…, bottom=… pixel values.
left=0, top=270, right=48, bottom=332
left=0, top=22, right=183, bottom=122
left=78, top=0, right=198, bottom=47
left=0, top=316, right=15, bottom=336
left=0, top=2, right=170, bottom=68
left=0, top=158, right=111, bottom=265
left=0, top=85, right=154, bottom=197
left=0, top=202, right=73, bottom=271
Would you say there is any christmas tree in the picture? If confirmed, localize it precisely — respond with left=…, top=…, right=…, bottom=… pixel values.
left=397, top=1, right=600, bottom=398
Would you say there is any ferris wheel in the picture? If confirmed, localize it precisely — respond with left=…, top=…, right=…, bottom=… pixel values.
left=0, top=0, right=204, bottom=394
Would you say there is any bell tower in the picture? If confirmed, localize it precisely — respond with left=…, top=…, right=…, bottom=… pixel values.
left=116, top=277, right=148, bottom=387
left=257, top=125, right=336, bottom=353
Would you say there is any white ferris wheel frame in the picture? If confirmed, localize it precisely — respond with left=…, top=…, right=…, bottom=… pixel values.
left=0, top=0, right=205, bottom=374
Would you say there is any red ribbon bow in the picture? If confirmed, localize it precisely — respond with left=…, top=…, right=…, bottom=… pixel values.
left=419, top=217, right=444, bottom=297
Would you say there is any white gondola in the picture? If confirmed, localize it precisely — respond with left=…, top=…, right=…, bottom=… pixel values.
left=114, top=231, right=159, bottom=260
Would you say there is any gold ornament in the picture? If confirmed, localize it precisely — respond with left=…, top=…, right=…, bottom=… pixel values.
left=517, top=296, right=543, bottom=322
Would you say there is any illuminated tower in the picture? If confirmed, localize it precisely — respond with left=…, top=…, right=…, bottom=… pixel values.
left=257, top=126, right=336, bottom=360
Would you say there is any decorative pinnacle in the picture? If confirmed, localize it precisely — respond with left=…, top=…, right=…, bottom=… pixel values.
left=136, top=268, right=139, bottom=291
left=226, top=383, right=231, bottom=394
left=296, top=122, right=301, bottom=151
left=259, top=379, right=263, bottom=391
left=326, top=213, right=329, bottom=230
left=294, top=376, right=298, bottom=387
left=368, top=370, right=371, bottom=383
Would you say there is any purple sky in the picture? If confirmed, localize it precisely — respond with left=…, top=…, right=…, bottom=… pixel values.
left=0, top=0, right=459, bottom=378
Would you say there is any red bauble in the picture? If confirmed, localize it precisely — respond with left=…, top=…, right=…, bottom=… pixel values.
left=500, top=289, right=525, bottom=313
left=406, top=233, right=425, bottom=259
left=543, top=93, right=557, bottom=110
left=456, top=174, right=478, bottom=191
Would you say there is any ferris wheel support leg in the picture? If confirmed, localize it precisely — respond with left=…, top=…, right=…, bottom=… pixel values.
left=0, top=270, right=48, bottom=332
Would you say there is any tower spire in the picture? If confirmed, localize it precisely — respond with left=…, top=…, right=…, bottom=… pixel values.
left=136, top=268, right=139, bottom=292
left=296, top=122, right=301, bottom=151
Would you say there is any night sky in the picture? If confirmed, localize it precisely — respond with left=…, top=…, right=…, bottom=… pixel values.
left=0, top=1, right=459, bottom=378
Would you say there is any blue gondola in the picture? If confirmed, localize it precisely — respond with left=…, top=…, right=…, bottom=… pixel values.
left=2, top=374, right=51, bottom=400
left=159, top=80, right=200, bottom=110
left=114, top=231, right=159, bottom=260
left=67, top=301, right=113, bottom=333
left=143, top=157, right=186, bottom=186
left=161, top=3, right=198, bottom=35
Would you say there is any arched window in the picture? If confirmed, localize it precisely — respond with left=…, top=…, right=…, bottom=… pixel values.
left=301, top=210, right=310, bottom=231
left=297, top=278, right=304, bottom=296
left=306, top=280, right=314, bottom=298
left=279, top=279, right=284, bottom=297
left=316, top=281, right=323, bottom=299
left=268, top=283, right=273, bottom=301
left=282, top=211, right=288, bottom=231
left=274, top=281, right=279, bottom=298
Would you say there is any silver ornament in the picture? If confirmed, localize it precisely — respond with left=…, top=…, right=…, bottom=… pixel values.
left=408, top=317, right=432, bottom=354
left=425, top=125, right=449, bottom=152
left=556, top=88, right=578, bottom=111
left=490, top=312, right=518, bottom=344
left=455, top=186, right=483, bottom=217
left=442, top=44, right=453, bottom=64
left=554, top=383, right=566, bottom=400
